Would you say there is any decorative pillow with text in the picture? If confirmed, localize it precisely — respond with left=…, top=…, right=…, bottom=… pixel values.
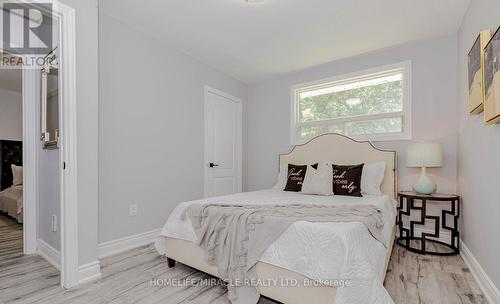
left=284, top=164, right=308, bottom=192
left=332, top=164, right=364, bottom=197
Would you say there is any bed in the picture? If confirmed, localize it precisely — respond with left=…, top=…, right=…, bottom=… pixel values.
left=0, top=140, right=23, bottom=223
left=155, top=133, right=397, bottom=304
left=0, top=185, right=23, bottom=223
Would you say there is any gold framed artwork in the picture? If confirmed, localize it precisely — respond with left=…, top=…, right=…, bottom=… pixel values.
left=467, top=30, right=491, bottom=115
left=483, top=26, right=500, bottom=124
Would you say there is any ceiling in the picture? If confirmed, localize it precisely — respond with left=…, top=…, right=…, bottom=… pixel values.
left=99, top=0, right=470, bottom=84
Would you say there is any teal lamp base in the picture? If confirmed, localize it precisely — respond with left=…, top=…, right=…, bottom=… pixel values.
left=412, top=167, right=436, bottom=195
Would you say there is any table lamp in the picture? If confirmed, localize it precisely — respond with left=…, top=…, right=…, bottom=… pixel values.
left=407, top=142, right=443, bottom=195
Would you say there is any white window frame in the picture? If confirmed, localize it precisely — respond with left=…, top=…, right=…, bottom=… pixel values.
left=290, top=61, right=412, bottom=145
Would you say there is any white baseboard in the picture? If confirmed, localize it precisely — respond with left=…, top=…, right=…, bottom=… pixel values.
left=37, top=239, right=102, bottom=285
left=78, top=260, right=102, bottom=285
left=98, top=229, right=161, bottom=259
left=36, top=239, right=61, bottom=270
left=461, top=240, right=500, bottom=304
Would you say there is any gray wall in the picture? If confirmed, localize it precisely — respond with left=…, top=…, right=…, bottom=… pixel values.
left=246, top=35, right=459, bottom=194
left=38, top=148, right=60, bottom=250
left=98, top=13, right=247, bottom=243
left=32, top=0, right=100, bottom=267
left=0, top=89, right=22, bottom=141
left=36, top=57, right=61, bottom=252
left=59, top=0, right=100, bottom=266
left=458, top=0, right=500, bottom=290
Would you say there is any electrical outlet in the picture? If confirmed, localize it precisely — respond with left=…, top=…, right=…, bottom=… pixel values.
left=51, top=215, right=57, bottom=232
left=129, top=204, right=138, bottom=217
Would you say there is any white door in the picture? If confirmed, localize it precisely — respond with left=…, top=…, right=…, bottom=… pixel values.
left=204, top=86, right=242, bottom=198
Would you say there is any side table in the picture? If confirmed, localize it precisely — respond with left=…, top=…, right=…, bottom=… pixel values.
left=396, top=191, right=460, bottom=255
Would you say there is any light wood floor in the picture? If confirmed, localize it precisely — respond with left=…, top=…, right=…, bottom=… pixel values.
left=0, top=214, right=486, bottom=304
left=0, top=214, right=23, bottom=263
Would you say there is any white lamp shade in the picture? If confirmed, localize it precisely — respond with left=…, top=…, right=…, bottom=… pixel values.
left=407, top=142, right=443, bottom=168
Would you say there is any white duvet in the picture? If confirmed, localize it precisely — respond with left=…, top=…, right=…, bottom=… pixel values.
left=156, top=189, right=396, bottom=304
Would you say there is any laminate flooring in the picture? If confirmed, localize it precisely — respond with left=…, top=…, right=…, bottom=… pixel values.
left=0, top=214, right=486, bottom=304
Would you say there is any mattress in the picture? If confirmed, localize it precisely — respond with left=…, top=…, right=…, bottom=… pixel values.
left=156, top=189, right=396, bottom=303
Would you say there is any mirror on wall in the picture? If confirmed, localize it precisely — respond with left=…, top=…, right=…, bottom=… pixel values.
left=41, top=47, right=59, bottom=149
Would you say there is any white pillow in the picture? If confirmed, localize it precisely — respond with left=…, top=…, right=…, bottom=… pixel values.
left=301, top=162, right=334, bottom=196
left=273, top=162, right=288, bottom=190
left=361, top=162, right=385, bottom=195
left=11, top=165, right=23, bottom=186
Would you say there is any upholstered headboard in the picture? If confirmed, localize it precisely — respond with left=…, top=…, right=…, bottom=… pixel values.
left=279, top=133, right=397, bottom=198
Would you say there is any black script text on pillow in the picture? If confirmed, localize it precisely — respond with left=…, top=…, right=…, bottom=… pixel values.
left=332, top=164, right=364, bottom=197
left=284, top=164, right=308, bottom=192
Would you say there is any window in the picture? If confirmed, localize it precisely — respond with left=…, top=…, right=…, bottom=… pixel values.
left=291, top=62, right=411, bottom=144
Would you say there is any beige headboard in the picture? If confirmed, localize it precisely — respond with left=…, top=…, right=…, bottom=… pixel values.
left=280, top=133, right=397, bottom=198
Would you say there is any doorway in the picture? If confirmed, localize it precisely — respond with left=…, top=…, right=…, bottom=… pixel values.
left=0, top=37, right=62, bottom=288
left=0, top=1, right=79, bottom=289
left=203, top=86, right=242, bottom=198
left=0, top=62, right=23, bottom=263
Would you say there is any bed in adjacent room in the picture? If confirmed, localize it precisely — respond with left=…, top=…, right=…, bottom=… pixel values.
left=0, top=183, right=23, bottom=223
left=0, top=140, right=23, bottom=224
left=155, top=133, right=397, bottom=304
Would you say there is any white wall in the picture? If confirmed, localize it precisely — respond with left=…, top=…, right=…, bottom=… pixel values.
left=247, top=35, right=459, bottom=194
left=0, top=89, right=22, bottom=141
left=98, top=13, right=247, bottom=243
left=458, top=0, right=500, bottom=290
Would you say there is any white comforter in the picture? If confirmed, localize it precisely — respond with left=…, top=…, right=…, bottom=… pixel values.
left=156, top=189, right=396, bottom=304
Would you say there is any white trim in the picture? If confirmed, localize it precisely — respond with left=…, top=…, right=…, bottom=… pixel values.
left=52, top=1, right=80, bottom=289
left=461, top=240, right=500, bottom=304
left=22, top=68, right=40, bottom=255
left=78, top=261, right=102, bottom=285
left=98, top=229, right=162, bottom=259
left=37, top=239, right=61, bottom=270
left=203, top=85, right=243, bottom=198
left=290, top=61, right=412, bottom=145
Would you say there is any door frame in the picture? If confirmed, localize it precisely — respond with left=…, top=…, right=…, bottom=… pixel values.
left=22, top=68, right=39, bottom=255
left=21, top=0, right=79, bottom=289
left=203, top=85, right=242, bottom=198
